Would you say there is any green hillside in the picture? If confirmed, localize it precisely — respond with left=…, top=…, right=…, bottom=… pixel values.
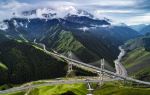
left=41, top=27, right=101, bottom=63
left=122, top=48, right=150, bottom=81
left=48, top=30, right=100, bottom=63
left=0, top=32, right=95, bottom=87
left=0, top=39, right=67, bottom=85
left=41, top=27, right=116, bottom=69
left=0, top=62, right=8, bottom=70
left=1, top=82, right=150, bottom=95
left=122, top=36, right=150, bottom=81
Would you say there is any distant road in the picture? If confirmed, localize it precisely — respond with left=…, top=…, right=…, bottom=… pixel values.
left=114, top=46, right=128, bottom=77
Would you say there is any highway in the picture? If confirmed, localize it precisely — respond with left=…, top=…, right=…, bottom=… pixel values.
left=0, top=78, right=114, bottom=94
left=39, top=43, right=150, bottom=85
left=1, top=42, right=150, bottom=94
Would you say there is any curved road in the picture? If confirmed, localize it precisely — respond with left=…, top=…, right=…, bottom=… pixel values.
left=114, top=46, right=128, bottom=77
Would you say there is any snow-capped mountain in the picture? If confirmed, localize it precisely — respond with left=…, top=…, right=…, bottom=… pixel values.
left=14, top=6, right=94, bottom=19
left=0, top=5, right=141, bottom=68
left=0, top=6, right=112, bottom=32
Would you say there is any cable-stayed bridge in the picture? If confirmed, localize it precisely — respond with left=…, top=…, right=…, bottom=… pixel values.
left=48, top=50, right=150, bottom=85
left=0, top=43, right=150, bottom=95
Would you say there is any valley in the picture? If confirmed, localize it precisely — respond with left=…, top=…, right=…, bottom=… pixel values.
left=122, top=35, right=150, bottom=82
left=0, top=3, right=150, bottom=95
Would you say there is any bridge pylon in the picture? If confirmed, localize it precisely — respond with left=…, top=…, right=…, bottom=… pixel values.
left=97, top=59, right=105, bottom=86
left=67, top=62, right=73, bottom=73
left=66, top=51, right=75, bottom=77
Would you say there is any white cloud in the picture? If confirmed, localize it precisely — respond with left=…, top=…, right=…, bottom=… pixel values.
left=0, top=0, right=31, bottom=20
left=89, top=0, right=135, bottom=6
left=0, top=0, right=149, bottom=25
left=95, top=10, right=134, bottom=14
left=0, top=1, right=29, bottom=9
left=127, top=13, right=150, bottom=25
left=71, top=0, right=136, bottom=7
left=0, top=0, right=77, bottom=20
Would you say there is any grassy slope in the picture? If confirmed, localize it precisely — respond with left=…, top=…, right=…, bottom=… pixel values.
left=46, top=29, right=100, bottom=63
left=0, top=32, right=68, bottom=85
left=0, top=40, right=68, bottom=84
left=94, top=82, right=150, bottom=95
left=122, top=48, right=150, bottom=81
left=0, top=32, right=96, bottom=87
left=121, top=35, right=150, bottom=81
left=55, top=30, right=84, bottom=52
left=1, top=84, right=87, bottom=95
left=122, top=48, right=150, bottom=68
left=0, top=62, right=8, bottom=70
left=1, top=82, right=150, bottom=95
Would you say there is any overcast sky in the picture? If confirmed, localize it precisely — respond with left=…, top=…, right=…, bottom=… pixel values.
left=0, top=0, right=150, bottom=25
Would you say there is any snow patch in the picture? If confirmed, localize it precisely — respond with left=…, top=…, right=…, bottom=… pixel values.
left=13, top=20, right=19, bottom=27
left=0, top=22, right=8, bottom=31
left=13, top=20, right=29, bottom=28
left=91, top=25, right=110, bottom=29
left=19, top=22, right=24, bottom=27
left=79, top=27, right=89, bottom=32
left=25, top=23, right=28, bottom=28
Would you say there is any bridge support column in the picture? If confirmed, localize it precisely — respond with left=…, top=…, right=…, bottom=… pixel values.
left=67, top=62, right=73, bottom=73
left=25, top=85, right=33, bottom=95
left=66, top=62, right=75, bottom=77
left=98, top=59, right=105, bottom=86
left=86, top=82, right=94, bottom=95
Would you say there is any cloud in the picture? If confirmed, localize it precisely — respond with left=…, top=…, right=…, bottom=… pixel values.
left=135, top=0, right=150, bottom=10
left=87, top=0, right=135, bottom=6
left=0, top=0, right=149, bottom=25
left=0, top=0, right=76, bottom=20
left=0, top=0, right=31, bottom=20
left=95, top=10, right=135, bottom=14
left=0, top=1, right=29, bottom=9
left=127, top=13, right=150, bottom=25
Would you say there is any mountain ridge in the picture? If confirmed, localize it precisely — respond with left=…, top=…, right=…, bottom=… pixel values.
left=0, top=15, right=140, bottom=66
